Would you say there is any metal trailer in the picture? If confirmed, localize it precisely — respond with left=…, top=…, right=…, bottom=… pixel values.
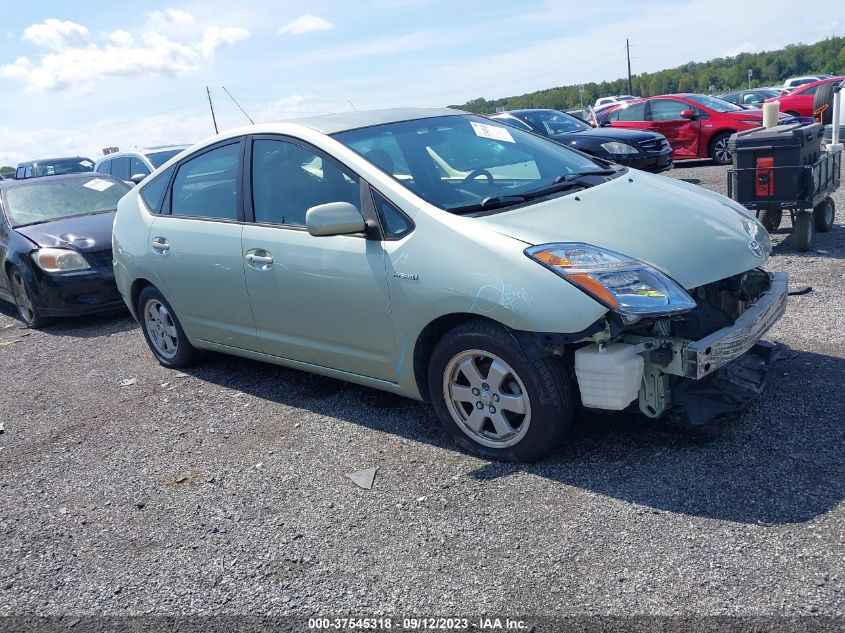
left=727, top=151, right=840, bottom=251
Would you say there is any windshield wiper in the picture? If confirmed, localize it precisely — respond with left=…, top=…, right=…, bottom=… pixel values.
left=553, top=169, right=617, bottom=183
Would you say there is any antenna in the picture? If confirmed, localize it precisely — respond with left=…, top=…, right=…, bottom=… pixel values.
left=206, top=86, right=219, bottom=134
left=222, top=86, right=255, bottom=124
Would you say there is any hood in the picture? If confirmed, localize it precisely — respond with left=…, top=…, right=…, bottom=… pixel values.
left=14, top=211, right=115, bottom=252
left=551, top=127, right=664, bottom=144
left=477, top=172, right=769, bottom=289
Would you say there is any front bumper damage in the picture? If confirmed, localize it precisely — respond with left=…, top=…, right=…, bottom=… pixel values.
left=575, top=271, right=788, bottom=430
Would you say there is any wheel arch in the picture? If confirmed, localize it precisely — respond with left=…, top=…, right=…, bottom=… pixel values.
left=129, top=277, right=155, bottom=319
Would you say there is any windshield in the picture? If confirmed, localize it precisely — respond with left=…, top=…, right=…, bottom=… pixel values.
left=685, top=94, right=744, bottom=112
left=146, top=149, right=185, bottom=168
left=522, top=110, right=590, bottom=134
left=4, top=176, right=130, bottom=226
left=32, top=158, right=94, bottom=177
left=333, top=115, right=608, bottom=212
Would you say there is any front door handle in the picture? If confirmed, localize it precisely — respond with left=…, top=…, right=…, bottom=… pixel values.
left=245, top=249, right=273, bottom=269
left=151, top=237, right=169, bottom=253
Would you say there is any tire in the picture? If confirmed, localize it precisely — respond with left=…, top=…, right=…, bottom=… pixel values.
left=813, top=196, right=835, bottom=232
left=8, top=266, right=49, bottom=328
left=813, top=82, right=835, bottom=125
left=758, top=209, right=782, bottom=233
left=792, top=212, right=814, bottom=252
left=709, top=132, right=733, bottom=165
left=428, top=320, right=571, bottom=462
left=137, top=286, right=200, bottom=368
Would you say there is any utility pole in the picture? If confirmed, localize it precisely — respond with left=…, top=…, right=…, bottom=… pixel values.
left=222, top=86, right=254, bottom=124
left=626, top=39, right=633, bottom=95
left=206, top=86, right=219, bottom=134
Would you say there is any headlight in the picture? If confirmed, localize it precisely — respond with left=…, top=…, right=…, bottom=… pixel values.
left=526, top=243, right=696, bottom=322
left=31, top=248, right=91, bottom=273
left=600, top=141, right=639, bottom=156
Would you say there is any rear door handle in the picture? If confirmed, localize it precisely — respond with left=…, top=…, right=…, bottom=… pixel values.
left=151, top=237, right=169, bottom=253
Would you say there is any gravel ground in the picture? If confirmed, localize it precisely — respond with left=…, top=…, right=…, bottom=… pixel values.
left=1, top=161, right=843, bottom=625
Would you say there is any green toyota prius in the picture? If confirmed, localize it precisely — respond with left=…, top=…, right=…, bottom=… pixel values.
left=112, top=108, right=787, bottom=461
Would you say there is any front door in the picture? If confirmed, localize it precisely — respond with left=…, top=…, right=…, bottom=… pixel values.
left=149, top=139, right=258, bottom=351
left=241, top=137, right=396, bottom=381
left=646, top=98, right=700, bottom=158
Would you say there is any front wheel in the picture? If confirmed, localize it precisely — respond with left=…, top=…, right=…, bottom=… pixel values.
left=792, top=212, right=814, bottom=252
left=137, top=286, right=200, bottom=368
left=813, top=197, right=835, bottom=232
left=428, top=320, right=571, bottom=462
left=709, top=132, right=733, bottom=165
left=9, top=266, right=49, bottom=328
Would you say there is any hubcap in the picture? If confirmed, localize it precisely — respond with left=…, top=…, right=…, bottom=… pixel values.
left=11, top=272, right=35, bottom=324
left=442, top=349, right=531, bottom=449
left=714, top=138, right=731, bottom=163
left=825, top=202, right=834, bottom=225
left=144, top=298, right=179, bottom=359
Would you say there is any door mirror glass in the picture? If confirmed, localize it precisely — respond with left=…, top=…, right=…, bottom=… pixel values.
left=130, top=173, right=146, bottom=185
left=679, top=109, right=696, bottom=120
left=306, top=202, right=366, bottom=237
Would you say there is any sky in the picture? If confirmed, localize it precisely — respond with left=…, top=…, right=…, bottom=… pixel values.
left=1, top=0, right=843, bottom=166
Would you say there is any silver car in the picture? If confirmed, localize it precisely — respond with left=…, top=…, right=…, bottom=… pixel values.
left=94, top=145, right=190, bottom=185
left=112, top=108, right=786, bottom=461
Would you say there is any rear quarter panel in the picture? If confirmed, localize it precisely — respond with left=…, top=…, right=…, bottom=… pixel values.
left=112, top=189, right=155, bottom=319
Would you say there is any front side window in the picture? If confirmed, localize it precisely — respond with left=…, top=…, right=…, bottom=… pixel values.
left=4, top=176, right=130, bottom=226
left=171, top=143, right=239, bottom=220
left=721, top=92, right=740, bottom=104
left=96, top=160, right=111, bottom=174
left=251, top=139, right=359, bottom=227
left=334, top=115, right=605, bottom=213
left=130, top=156, right=151, bottom=178
left=648, top=99, right=688, bottom=121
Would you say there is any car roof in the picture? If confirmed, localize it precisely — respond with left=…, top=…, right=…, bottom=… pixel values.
left=244, top=107, right=466, bottom=136
left=96, top=145, right=192, bottom=160
left=16, top=156, right=93, bottom=167
left=0, top=172, right=122, bottom=190
left=793, top=76, right=845, bottom=92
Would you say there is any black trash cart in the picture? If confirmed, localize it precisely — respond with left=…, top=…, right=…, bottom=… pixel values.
left=727, top=124, right=841, bottom=251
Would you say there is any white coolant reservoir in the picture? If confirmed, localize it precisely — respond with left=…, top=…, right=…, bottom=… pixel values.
left=574, top=343, right=645, bottom=410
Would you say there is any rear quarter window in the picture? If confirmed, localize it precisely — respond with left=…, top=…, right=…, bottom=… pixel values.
left=138, top=165, right=175, bottom=214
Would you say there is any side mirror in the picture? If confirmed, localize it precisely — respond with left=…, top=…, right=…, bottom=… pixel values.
left=306, top=202, right=366, bottom=237
left=679, top=109, right=696, bottom=120
left=130, top=173, right=146, bottom=185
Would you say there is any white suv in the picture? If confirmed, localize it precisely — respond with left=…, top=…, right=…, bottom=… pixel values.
left=94, top=145, right=190, bottom=185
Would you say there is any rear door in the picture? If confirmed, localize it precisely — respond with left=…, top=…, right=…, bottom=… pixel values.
left=148, top=138, right=258, bottom=351
left=646, top=98, right=700, bottom=158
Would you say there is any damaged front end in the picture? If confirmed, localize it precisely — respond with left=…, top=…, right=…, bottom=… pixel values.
left=564, top=268, right=787, bottom=430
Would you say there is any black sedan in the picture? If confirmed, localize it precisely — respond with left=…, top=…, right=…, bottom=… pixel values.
left=0, top=173, right=130, bottom=327
left=490, top=108, right=673, bottom=173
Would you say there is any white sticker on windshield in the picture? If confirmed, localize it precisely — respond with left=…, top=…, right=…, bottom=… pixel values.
left=83, top=178, right=114, bottom=192
left=470, top=121, right=515, bottom=144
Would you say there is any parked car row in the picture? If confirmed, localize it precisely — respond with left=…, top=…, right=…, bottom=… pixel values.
left=0, top=107, right=790, bottom=461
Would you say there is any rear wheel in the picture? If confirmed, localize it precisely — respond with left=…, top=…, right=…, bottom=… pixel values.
left=792, top=212, right=815, bottom=252
left=137, top=286, right=200, bottom=368
left=813, top=83, right=835, bottom=125
left=709, top=132, right=733, bottom=165
left=428, top=320, right=571, bottom=462
left=758, top=209, right=782, bottom=232
left=9, top=266, right=49, bottom=328
left=813, top=196, right=835, bottom=232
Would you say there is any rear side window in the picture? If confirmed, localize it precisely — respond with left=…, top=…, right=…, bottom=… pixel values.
left=171, top=143, right=239, bottom=220
left=611, top=102, right=646, bottom=121
left=96, top=160, right=111, bottom=174
left=130, top=156, right=150, bottom=178
left=139, top=165, right=175, bottom=214
left=110, top=156, right=130, bottom=181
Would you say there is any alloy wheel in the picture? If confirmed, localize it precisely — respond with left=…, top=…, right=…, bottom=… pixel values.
left=442, top=349, right=531, bottom=449
left=144, top=298, right=179, bottom=359
left=713, top=137, right=731, bottom=164
left=11, top=270, right=35, bottom=325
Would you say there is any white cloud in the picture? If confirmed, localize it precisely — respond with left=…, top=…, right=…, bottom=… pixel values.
left=23, top=18, right=91, bottom=51
left=721, top=42, right=758, bottom=57
left=0, top=11, right=249, bottom=92
left=278, top=14, right=334, bottom=36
